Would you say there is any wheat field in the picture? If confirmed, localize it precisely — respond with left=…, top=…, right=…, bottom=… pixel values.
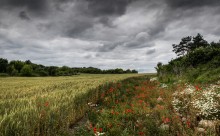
left=0, top=74, right=139, bottom=136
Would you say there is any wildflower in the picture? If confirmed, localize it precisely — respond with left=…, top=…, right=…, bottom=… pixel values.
left=195, top=85, right=201, bottom=91
left=181, top=117, right=186, bottom=122
left=195, top=127, right=206, bottom=133
left=109, top=87, right=114, bottom=93
left=198, top=120, right=217, bottom=128
left=117, top=83, right=121, bottom=88
left=186, top=120, right=191, bottom=128
left=44, top=101, right=49, bottom=107
left=89, top=123, right=93, bottom=129
left=160, top=83, right=168, bottom=88
left=162, top=117, right=170, bottom=124
left=150, top=77, right=157, bottom=82
left=138, top=132, right=145, bottom=135
left=160, top=123, right=169, bottom=131
left=93, top=127, right=97, bottom=133
left=125, top=109, right=133, bottom=114
left=99, top=128, right=103, bottom=132
left=138, top=99, right=143, bottom=104
left=111, top=110, right=114, bottom=115
left=157, top=96, right=163, bottom=102
left=101, top=93, right=105, bottom=98
left=96, top=132, right=105, bottom=136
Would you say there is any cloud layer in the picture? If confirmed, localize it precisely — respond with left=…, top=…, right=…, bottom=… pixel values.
left=0, top=0, right=220, bottom=72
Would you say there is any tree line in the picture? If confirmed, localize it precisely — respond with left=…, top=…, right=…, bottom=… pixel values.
left=0, top=59, right=138, bottom=77
left=155, top=33, right=220, bottom=82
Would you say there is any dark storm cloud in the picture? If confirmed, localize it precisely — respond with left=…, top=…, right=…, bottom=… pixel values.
left=66, top=22, right=94, bottom=37
left=86, top=0, right=136, bottom=16
left=19, top=11, right=30, bottom=20
left=0, top=0, right=48, bottom=13
left=166, top=0, right=220, bottom=8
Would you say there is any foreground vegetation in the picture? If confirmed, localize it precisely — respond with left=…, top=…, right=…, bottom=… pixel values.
left=75, top=76, right=219, bottom=136
left=0, top=74, right=140, bottom=136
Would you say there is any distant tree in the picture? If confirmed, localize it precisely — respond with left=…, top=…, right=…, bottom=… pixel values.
left=0, top=58, right=8, bottom=73
left=115, top=68, right=124, bottom=74
left=21, top=65, right=33, bottom=76
left=25, top=60, right=32, bottom=65
left=7, top=65, right=18, bottom=76
left=126, top=69, right=131, bottom=73
left=10, top=60, right=25, bottom=73
left=210, top=41, right=220, bottom=48
left=131, top=69, right=138, bottom=73
left=47, top=66, right=58, bottom=76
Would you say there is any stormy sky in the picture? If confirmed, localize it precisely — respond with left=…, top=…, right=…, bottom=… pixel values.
left=0, top=0, right=220, bottom=72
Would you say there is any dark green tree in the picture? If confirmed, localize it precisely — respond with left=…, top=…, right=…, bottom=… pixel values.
left=191, top=33, right=209, bottom=50
left=10, top=60, right=25, bottom=73
left=210, top=41, right=220, bottom=48
left=172, top=36, right=192, bottom=56
left=0, top=58, right=8, bottom=73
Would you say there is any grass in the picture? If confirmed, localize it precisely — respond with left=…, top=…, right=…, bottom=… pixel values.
left=0, top=74, right=140, bottom=136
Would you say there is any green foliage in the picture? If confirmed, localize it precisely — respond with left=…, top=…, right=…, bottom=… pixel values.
left=157, top=34, right=220, bottom=83
left=195, top=67, right=220, bottom=83
left=10, top=60, right=25, bottom=73
left=21, top=65, right=33, bottom=76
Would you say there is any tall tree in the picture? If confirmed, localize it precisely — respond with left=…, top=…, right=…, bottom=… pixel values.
left=191, top=33, right=209, bottom=50
left=172, top=36, right=192, bottom=56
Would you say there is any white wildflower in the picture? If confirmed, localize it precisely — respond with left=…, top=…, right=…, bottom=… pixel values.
left=159, top=123, right=169, bottom=131
left=96, top=132, right=105, bottom=136
left=150, top=77, right=158, bottom=82
left=160, top=83, right=168, bottom=88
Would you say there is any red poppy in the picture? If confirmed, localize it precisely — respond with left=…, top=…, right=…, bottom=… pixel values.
left=93, top=127, right=97, bottom=133
left=195, top=85, right=201, bottom=91
left=44, top=102, right=49, bottom=107
left=125, top=109, right=133, bottom=114
left=186, top=120, right=191, bottom=128
left=101, top=93, right=105, bottom=98
left=163, top=117, right=170, bottom=123
left=99, top=128, right=103, bottom=132
left=138, top=132, right=145, bottom=135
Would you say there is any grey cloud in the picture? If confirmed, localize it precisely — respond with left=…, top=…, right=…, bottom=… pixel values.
left=86, top=0, right=136, bottom=16
left=0, top=0, right=48, bottom=13
left=146, top=48, right=156, bottom=55
left=124, top=32, right=154, bottom=49
left=19, top=11, right=30, bottom=20
left=97, top=43, right=119, bottom=52
left=166, top=0, right=220, bottom=8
